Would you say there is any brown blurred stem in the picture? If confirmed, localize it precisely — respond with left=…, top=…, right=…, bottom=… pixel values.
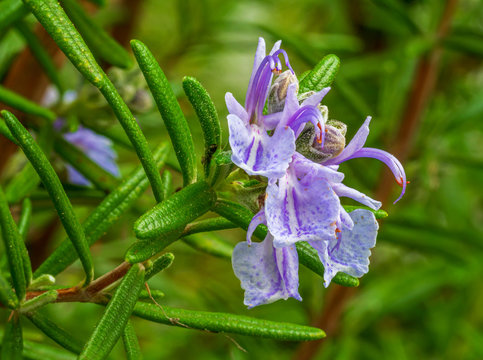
left=293, top=1, right=458, bottom=359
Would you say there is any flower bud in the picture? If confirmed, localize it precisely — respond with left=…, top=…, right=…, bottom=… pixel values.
left=267, top=70, right=299, bottom=114
left=296, top=120, right=347, bottom=163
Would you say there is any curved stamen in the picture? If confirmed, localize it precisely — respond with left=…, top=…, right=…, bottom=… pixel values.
left=286, top=106, right=325, bottom=146
left=273, top=49, right=294, bottom=74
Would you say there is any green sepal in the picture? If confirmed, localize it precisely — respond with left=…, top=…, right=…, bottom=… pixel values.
left=134, top=181, right=216, bottom=240
left=19, top=290, right=58, bottom=313
left=60, top=0, right=133, bottom=69
left=131, top=39, right=197, bottom=186
left=26, top=309, right=83, bottom=354
left=1, top=312, right=23, bottom=360
left=79, top=263, right=145, bottom=360
left=214, top=150, right=233, bottom=165
left=299, top=54, right=340, bottom=93
left=132, top=302, right=325, bottom=341
left=33, top=143, right=169, bottom=277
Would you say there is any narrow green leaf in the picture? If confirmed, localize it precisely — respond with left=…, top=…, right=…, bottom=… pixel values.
left=5, top=125, right=52, bottom=204
left=80, top=263, right=145, bottom=360
left=59, top=0, right=132, bottom=68
left=5, top=162, right=41, bottom=204
left=0, top=116, right=18, bottom=144
left=18, top=198, right=32, bottom=240
left=371, top=0, right=420, bottom=34
left=26, top=310, right=83, bottom=354
left=15, top=20, right=64, bottom=93
left=131, top=39, right=197, bottom=186
left=126, top=231, right=181, bottom=264
left=183, top=234, right=233, bottom=260
left=342, top=205, right=388, bottom=219
left=1, top=312, right=23, bottom=359
left=22, top=0, right=165, bottom=203
left=138, top=289, right=164, bottom=300
left=132, top=302, right=325, bottom=341
left=19, top=290, right=57, bottom=313
left=144, top=252, right=174, bottom=281
left=18, top=198, right=33, bottom=285
left=161, top=170, right=173, bottom=199
left=3, top=111, right=94, bottom=284
left=0, top=185, right=27, bottom=300
left=298, top=54, right=340, bottom=94
left=34, top=143, right=169, bottom=277
left=212, top=199, right=360, bottom=287
left=444, top=28, right=483, bottom=58
left=134, top=181, right=216, bottom=240
left=182, top=217, right=237, bottom=236
left=182, top=76, right=221, bottom=177
left=122, top=320, right=142, bottom=360
left=0, top=272, right=18, bottom=309
left=0, top=85, right=56, bottom=121
left=53, top=135, right=119, bottom=192
left=0, top=0, right=29, bottom=34
left=22, top=339, right=77, bottom=360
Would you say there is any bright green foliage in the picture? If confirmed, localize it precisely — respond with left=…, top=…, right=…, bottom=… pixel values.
left=80, top=263, right=145, bottom=360
left=0, top=272, right=18, bottom=309
left=298, top=54, right=340, bottom=93
left=60, top=0, right=132, bottom=69
left=34, top=142, right=169, bottom=277
left=134, top=181, right=216, bottom=239
left=27, top=310, right=83, bottom=354
left=132, top=302, right=326, bottom=341
left=122, top=320, right=142, bottom=360
left=3, top=111, right=94, bottom=284
left=131, top=39, right=197, bottom=187
left=0, top=85, right=55, bottom=121
left=182, top=76, right=221, bottom=177
left=144, top=252, right=174, bottom=280
left=0, top=186, right=27, bottom=300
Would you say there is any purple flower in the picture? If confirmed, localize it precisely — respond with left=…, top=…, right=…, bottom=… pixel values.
left=55, top=119, right=120, bottom=186
left=232, top=208, right=378, bottom=307
left=226, top=38, right=326, bottom=179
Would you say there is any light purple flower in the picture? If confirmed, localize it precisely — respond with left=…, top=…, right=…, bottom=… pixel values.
left=232, top=232, right=301, bottom=308
left=226, top=38, right=327, bottom=179
left=55, top=119, right=120, bottom=186
left=233, top=209, right=378, bottom=306
left=322, top=116, right=407, bottom=203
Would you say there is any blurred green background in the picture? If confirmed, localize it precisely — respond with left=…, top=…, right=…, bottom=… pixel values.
left=1, top=0, right=483, bottom=359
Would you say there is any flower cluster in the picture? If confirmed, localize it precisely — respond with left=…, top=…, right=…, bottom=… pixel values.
left=227, top=38, right=407, bottom=308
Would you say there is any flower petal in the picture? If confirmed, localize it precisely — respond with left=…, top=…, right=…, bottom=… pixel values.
left=266, top=167, right=340, bottom=247
left=247, top=210, right=266, bottom=244
left=225, top=92, right=249, bottom=124
left=309, top=209, right=378, bottom=287
left=331, top=182, right=382, bottom=210
left=232, top=234, right=301, bottom=308
left=228, top=114, right=295, bottom=178
left=292, top=153, right=345, bottom=183
left=344, top=147, right=407, bottom=204
left=300, top=87, right=331, bottom=107
left=324, top=116, right=372, bottom=165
